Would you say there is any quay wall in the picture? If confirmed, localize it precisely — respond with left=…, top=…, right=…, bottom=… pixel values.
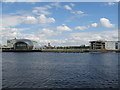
left=2, top=49, right=120, bottom=53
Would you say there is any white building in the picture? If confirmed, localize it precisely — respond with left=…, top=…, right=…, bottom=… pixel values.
left=105, top=41, right=120, bottom=50
left=32, top=41, right=41, bottom=50
left=90, top=40, right=120, bottom=50
left=7, top=38, right=41, bottom=50
left=7, top=39, right=17, bottom=48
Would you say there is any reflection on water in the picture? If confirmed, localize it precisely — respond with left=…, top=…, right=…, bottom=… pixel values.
left=2, top=52, right=119, bottom=88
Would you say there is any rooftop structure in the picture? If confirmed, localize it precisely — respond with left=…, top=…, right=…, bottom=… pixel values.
left=7, top=38, right=40, bottom=50
left=13, top=39, right=34, bottom=50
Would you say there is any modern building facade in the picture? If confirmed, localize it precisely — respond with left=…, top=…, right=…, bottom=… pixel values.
left=89, top=41, right=105, bottom=50
left=90, top=40, right=120, bottom=50
left=7, top=38, right=40, bottom=50
left=105, top=41, right=120, bottom=50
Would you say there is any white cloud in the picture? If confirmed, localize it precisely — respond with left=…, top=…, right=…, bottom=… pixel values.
left=1, top=27, right=61, bottom=45
left=64, top=4, right=85, bottom=16
left=71, top=11, right=84, bottom=15
left=2, top=15, right=24, bottom=27
left=75, top=17, right=115, bottom=31
left=64, top=5, right=72, bottom=11
left=56, top=25, right=72, bottom=31
left=1, top=27, right=26, bottom=43
left=1, top=27, right=44, bottom=45
left=75, top=26, right=88, bottom=30
left=38, top=14, right=55, bottom=24
left=91, top=23, right=98, bottom=28
left=47, top=30, right=118, bottom=46
left=2, top=15, right=38, bottom=27
left=69, top=30, right=118, bottom=45
left=25, top=16, right=37, bottom=24
left=106, top=2, right=116, bottom=6
left=2, top=14, right=55, bottom=28
left=32, top=5, right=52, bottom=15
left=70, top=3, right=75, bottom=7
left=50, top=2, right=61, bottom=8
left=39, top=28, right=54, bottom=36
left=100, top=18, right=115, bottom=28
left=1, top=26, right=118, bottom=46
left=3, top=0, right=43, bottom=2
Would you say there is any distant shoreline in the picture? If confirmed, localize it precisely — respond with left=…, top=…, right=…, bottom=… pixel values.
left=1, top=49, right=120, bottom=53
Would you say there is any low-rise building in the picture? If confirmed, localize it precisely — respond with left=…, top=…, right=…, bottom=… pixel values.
left=7, top=38, right=40, bottom=50
left=89, top=40, right=105, bottom=50
left=105, top=41, right=120, bottom=50
left=7, top=38, right=16, bottom=48
left=90, top=40, right=120, bottom=50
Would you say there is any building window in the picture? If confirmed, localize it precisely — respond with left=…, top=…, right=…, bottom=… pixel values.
left=15, top=42, right=28, bottom=50
left=115, top=43, right=118, bottom=49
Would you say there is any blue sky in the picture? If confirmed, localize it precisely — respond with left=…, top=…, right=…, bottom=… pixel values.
left=1, top=2, right=118, bottom=46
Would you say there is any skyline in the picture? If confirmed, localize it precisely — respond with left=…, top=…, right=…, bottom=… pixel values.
left=1, top=2, right=118, bottom=46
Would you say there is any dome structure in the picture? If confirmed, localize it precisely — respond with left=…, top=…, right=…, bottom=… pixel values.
left=13, top=39, right=34, bottom=50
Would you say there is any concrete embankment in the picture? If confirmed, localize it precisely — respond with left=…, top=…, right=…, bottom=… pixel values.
left=2, top=49, right=120, bottom=53
left=2, top=50, right=42, bottom=52
left=41, top=49, right=90, bottom=53
left=42, top=49, right=120, bottom=53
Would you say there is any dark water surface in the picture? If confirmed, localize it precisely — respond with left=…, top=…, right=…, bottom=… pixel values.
left=2, top=52, right=119, bottom=88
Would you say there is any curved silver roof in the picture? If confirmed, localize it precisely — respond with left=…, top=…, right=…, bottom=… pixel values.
left=13, top=39, right=34, bottom=49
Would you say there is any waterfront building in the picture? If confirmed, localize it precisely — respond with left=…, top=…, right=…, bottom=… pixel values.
left=7, top=38, right=40, bottom=50
left=89, top=40, right=105, bottom=50
left=45, top=43, right=54, bottom=49
left=90, top=40, right=120, bottom=50
left=7, top=38, right=16, bottom=48
left=32, top=41, right=40, bottom=50
left=2, top=45, right=11, bottom=50
left=105, top=41, right=120, bottom=50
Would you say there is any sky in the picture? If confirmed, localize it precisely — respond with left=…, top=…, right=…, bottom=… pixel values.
left=1, top=2, right=118, bottom=46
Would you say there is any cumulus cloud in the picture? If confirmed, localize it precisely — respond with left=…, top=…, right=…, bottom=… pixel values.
left=75, top=26, right=88, bottom=30
left=1, top=27, right=60, bottom=45
left=39, top=28, right=54, bottom=36
left=64, top=5, right=72, bottom=11
left=1, top=27, right=44, bottom=45
left=90, top=18, right=115, bottom=28
left=1, top=27, right=27, bottom=44
left=1, top=26, right=118, bottom=46
left=73, top=18, right=115, bottom=31
left=2, top=15, right=24, bottom=27
left=2, top=14, right=56, bottom=28
left=25, top=16, right=37, bottom=24
left=91, top=23, right=98, bottom=28
left=2, top=15, right=37, bottom=27
left=69, top=30, right=118, bottom=45
left=56, top=25, right=72, bottom=31
left=38, top=14, right=55, bottom=24
left=100, top=18, right=115, bottom=28
left=45, top=30, right=118, bottom=46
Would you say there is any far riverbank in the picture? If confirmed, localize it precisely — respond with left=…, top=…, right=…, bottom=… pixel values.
left=1, top=49, right=120, bottom=53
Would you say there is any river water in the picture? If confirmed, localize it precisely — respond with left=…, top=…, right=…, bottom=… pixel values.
left=2, top=52, right=119, bottom=88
